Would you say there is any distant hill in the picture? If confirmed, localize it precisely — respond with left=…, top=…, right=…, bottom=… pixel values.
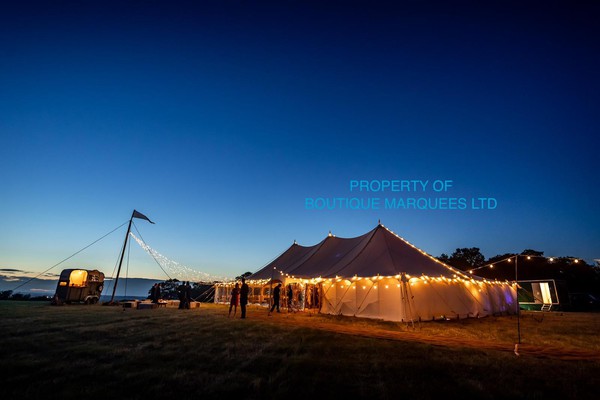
left=0, top=273, right=162, bottom=298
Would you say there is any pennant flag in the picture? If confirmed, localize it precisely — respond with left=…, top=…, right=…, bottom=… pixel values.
left=132, top=210, right=155, bottom=224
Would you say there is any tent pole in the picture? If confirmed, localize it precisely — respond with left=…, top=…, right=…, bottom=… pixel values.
left=268, top=266, right=275, bottom=313
left=109, top=211, right=134, bottom=304
left=355, top=278, right=377, bottom=316
left=401, top=274, right=416, bottom=328
left=332, top=279, right=353, bottom=315
left=516, top=255, right=521, bottom=344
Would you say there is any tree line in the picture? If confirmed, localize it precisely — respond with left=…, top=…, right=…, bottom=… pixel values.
left=438, top=248, right=600, bottom=297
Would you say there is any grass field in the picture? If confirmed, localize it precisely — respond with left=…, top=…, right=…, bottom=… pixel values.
left=1, top=301, right=599, bottom=400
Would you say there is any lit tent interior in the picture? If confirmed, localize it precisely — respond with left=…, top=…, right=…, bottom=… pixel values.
left=215, top=223, right=517, bottom=322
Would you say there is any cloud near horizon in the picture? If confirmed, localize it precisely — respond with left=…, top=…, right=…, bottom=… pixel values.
left=0, top=269, right=60, bottom=280
left=2, top=277, right=22, bottom=282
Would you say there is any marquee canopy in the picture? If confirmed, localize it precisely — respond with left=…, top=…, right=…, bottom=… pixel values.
left=249, top=223, right=472, bottom=281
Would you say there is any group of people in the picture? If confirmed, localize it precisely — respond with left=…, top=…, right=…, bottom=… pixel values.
left=270, top=283, right=300, bottom=313
left=227, top=280, right=320, bottom=318
left=228, top=277, right=249, bottom=318
left=178, top=281, right=193, bottom=309
left=266, top=282, right=319, bottom=314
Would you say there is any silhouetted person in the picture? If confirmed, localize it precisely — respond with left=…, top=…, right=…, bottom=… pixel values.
left=151, top=283, right=161, bottom=303
left=185, top=281, right=192, bottom=309
left=177, top=281, right=186, bottom=309
left=240, top=277, right=249, bottom=319
left=287, top=284, right=294, bottom=312
left=269, top=283, right=282, bottom=314
left=229, top=282, right=240, bottom=317
left=150, top=284, right=156, bottom=302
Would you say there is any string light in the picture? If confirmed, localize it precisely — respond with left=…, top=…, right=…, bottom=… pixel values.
left=130, top=232, right=232, bottom=282
left=468, top=254, right=583, bottom=273
left=380, top=225, right=475, bottom=280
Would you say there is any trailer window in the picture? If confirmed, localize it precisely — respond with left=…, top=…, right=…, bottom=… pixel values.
left=69, top=270, right=88, bottom=287
left=540, top=282, right=553, bottom=304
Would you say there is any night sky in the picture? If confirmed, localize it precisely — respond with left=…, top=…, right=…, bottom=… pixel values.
left=1, top=0, right=599, bottom=281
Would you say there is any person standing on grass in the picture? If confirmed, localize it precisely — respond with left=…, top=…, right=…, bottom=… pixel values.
left=229, top=282, right=240, bottom=317
left=177, top=281, right=186, bottom=309
left=151, top=283, right=161, bottom=303
left=240, top=277, right=249, bottom=319
left=177, top=281, right=190, bottom=310
left=150, top=284, right=156, bottom=303
left=287, top=284, right=294, bottom=312
left=269, top=283, right=282, bottom=314
left=185, top=281, right=192, bottom=309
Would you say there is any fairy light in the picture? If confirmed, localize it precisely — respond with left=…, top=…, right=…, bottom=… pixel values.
left=469, top=254, right=587, bottom=275
left=130, top=232, right=232, bottom=282
left=381, top=225, right=475, bottom=280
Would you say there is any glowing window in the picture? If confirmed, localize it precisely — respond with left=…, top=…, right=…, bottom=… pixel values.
left=69, top=270, right=88, bottom=287
left=540, top=282, right=553, bottom=304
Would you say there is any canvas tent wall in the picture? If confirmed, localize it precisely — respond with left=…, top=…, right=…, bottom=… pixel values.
left=215, top=224, right=517, bottom=322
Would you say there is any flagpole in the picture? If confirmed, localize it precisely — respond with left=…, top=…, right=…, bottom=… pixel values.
left=109, top=211, right=134, bottom=304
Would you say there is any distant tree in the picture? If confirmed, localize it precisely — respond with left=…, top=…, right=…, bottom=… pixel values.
left=521, top=249, right=544, bottom=257
left=486, top=253, right=517, bottom=264
left=149, top=279, right=184, bottom=300
left=555, top=256, right=587, bottom=265
left=0, top=290, right=13, bottom=300
left=10, top=293, right=30, bottom=300
left=236, top=271, right=253, bottom=280
left=191, top=283, right=214, bottom=302
left=438, top=253, right=450, bottom=263
left=443, top=248, right=485, bottom=270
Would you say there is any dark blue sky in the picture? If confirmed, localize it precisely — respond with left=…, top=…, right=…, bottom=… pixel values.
left=1, top=0, right=598, bottom=280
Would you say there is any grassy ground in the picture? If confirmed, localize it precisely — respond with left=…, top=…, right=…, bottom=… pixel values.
left=1, top=301, right=599, bottom=400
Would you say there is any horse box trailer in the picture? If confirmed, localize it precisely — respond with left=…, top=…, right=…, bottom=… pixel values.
left=52, top=269, right=105, bottom=304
